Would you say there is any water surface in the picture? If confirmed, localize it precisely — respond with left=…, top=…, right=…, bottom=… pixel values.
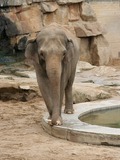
left=80, top=107, right=120, bottom=128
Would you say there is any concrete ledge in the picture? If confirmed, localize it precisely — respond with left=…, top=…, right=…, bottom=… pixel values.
left=42, top=99, right=120, bottom=146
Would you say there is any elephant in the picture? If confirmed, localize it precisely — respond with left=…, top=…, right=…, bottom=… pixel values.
left=25, top=23, right=80, bottom=125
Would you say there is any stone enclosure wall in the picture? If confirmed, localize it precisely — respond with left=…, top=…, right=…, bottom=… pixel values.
left=0, top=0, right=110, bottom=65
left=90, top=1, right=120, bottom=59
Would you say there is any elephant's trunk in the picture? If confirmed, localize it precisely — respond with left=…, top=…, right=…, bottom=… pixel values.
left=46, top=56, right=62, bottom=124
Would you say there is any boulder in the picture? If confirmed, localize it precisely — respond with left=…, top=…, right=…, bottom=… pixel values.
left=79, top=38, right=92, bottom=63
left=90, top=35, right=110, bottom=65
left=73, top=83, right=111, bottom=104
left=17, top=36, right=27, bottom=50
left=32, top=0, right=52, bottom=2
left=0, top=14, right=19, bottom=37
left=0, top=0, right=22, bottom=7
left=80, top=2, right=97, bottom=21
left=3, top=5, right=42, bottom=35
left=63, top=25, right=76, bottom=35
left=43, top=5, right=69, bottom=26
left=17, top=5, right=42, bottom=34
left=76, top=61, right=96, bottom=73
left=0, top=16, right=6, bottom=34
left=91, top=66, right=116, bottom=77
left=26, top=0, right=32, bottom=4
left=79, top=35, right=110, bottom=66
left=41, top=2, right=58, bottom=13
left=68, top=4, right=80, bottom=21
left=74, top=21, right=103, bottom=37
left=56, top=0, right=84, bottom=5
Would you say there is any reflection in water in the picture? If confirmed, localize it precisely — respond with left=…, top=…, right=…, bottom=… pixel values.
left=80, top=108, right=120, bottom=128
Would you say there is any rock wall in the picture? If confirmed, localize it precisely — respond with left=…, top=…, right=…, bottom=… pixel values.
left=0, top=0, right=110, bottom=65
left=90, top=1, right=120, bottom=60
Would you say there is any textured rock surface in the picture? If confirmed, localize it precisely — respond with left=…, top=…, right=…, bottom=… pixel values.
left=0, top=0, right=22, bottom=6
left=90, top=35, right=110, bottom=66
left=0, top=3, right=43, bottom=36
left=79, top=38, right=92, bottom=63
left=90, top=1, right=120, bottom=59
left=76, top=61, right=95, bottom=72
left=80, top=2, right=97, bottom=22
left=0, top=0, right=110, bottom=65
left=73, top=83, right=111, bottom=103
left=56, top=0, right=84, bottom=5
left=68, top=4, right=80, bottom=21
left=75, top=21, right=103, bottom=38
left=41, top=2, right=58, bottom=13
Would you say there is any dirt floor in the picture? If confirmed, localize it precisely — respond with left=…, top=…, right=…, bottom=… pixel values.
left=0, top=61, right=120, bottom=160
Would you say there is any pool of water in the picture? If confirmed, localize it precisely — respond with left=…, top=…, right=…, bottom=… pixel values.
left=80, top=107, right=120, bottom=128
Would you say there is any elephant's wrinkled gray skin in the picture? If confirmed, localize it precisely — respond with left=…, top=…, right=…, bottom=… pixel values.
left=25, top=24, right=80, bottom=125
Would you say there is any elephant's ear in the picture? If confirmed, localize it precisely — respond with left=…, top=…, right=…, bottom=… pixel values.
left=65, top=38, right=74, bottom=63
left=25, top=39, right=39, bottom=64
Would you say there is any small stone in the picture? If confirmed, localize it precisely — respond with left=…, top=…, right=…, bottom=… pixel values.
left=14, top=71, right=30, bottom=78
left=72, top=153, right=77, bottom=155
left=19, top=85, right=30, bottom=90
left=56, top=0, right=84, bottom=5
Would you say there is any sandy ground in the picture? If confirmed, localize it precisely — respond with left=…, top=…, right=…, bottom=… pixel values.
left=0, top=62, right=120, bottom=160
left=0, top=98, right=120, bottom=160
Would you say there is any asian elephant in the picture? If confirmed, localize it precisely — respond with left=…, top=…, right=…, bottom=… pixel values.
left=25, top=24, right=80, bottom=125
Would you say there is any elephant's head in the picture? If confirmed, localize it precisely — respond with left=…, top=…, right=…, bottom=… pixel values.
left=25, top=25, right=74, bottom=86
left=25, top=26, right=74, bottom=65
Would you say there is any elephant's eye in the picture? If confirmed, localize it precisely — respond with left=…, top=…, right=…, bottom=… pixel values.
left=63, top=50, right=67, bottom=58
left=39, top=50, right=45, bottom=60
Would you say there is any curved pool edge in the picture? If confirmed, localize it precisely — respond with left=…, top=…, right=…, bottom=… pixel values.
left=42, top=99, right=120, bottom=146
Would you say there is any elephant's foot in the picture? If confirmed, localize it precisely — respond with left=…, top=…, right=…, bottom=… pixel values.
left=48, top=119, right=52, bottom=125
left=64, top=108, right=74, bottom=114
left=47, top=113, right=63, bottom=126
left=47, top=116, right=52, bottom=125
left=56, top=118, right=63, bottom=125
left=51, top=116, right=63, bottom=126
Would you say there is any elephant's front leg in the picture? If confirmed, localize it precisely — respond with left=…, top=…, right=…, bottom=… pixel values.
left=64, top=72, right=76, bottom=114
left=51, top=85, right=63, bottom=126
left=64, top=84, right=74, bottom=114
